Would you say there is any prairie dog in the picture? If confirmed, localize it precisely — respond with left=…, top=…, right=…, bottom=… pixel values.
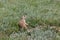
left=18, top=15, right=28, bottom=30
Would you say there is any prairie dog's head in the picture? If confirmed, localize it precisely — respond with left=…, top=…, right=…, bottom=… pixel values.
left=21, top=15, right=27, bottom=19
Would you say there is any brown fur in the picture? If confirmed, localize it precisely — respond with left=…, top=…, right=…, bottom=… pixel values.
left=18, top=15, right=28, bottom=30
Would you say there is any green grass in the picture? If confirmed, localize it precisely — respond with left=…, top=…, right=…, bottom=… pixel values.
left=0, top=0, right=60, bottom=40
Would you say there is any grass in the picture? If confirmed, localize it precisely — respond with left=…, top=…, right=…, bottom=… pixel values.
left=0, top=0, right=60, bottom=40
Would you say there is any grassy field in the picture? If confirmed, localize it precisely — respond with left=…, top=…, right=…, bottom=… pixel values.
left=0, top=0, right=60, bottom=40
